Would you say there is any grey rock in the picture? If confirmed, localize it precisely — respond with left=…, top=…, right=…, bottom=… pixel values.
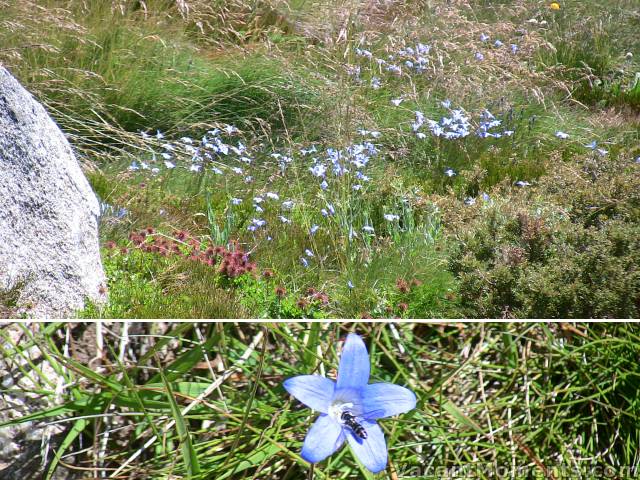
left=0, top=66, right=106, bottom=318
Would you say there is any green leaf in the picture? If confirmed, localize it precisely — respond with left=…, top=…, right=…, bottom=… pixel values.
left=159, top=366, right=201, bottom=476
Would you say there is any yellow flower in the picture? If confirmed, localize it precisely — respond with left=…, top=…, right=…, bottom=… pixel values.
left=550, top=2, right=560, bottom=9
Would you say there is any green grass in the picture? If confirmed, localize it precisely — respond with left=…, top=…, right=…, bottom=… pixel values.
left=1, top=323, right=639, bottom=478
left=0, top=0, right=325, bottom=156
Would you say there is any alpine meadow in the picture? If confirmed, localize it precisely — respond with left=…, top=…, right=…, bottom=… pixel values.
left=1, top=0, right=639, bottom=319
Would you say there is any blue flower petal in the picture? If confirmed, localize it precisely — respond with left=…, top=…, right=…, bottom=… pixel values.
left=283, top=375, right=335, bottom=413
left=346, top=419, right=387, bottom=473
left=301, top=414, right=345, bottom=463
left=361, top=383, right=417, bottom=419
left=337, top=333, right=370, bottom=389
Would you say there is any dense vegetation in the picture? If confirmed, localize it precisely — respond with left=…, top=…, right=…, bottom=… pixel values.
left=1, top=0, right=639, bottom=318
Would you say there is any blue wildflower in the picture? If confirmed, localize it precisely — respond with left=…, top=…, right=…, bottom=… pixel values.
left=475, top=52, right=484, bottom=61
left=355, top=48, right=373, bottom=59
left=283, top=333, right=416, bottom=473
left=386, top=64, right=401, bottom=75
left=248, top=218, right=266, bottom=232
left=480, top=33, right=489, bottom=42
left=444, top=168, right=456, bottom=177
left=310, top=164, right=327, bottom=177
left=300, top=257, right=309, bottom=267
left=556, top=131, right=569, bottom=139
left=310, top=225, right=320, bottom=235
left=416, top=43, right=430, bottom=55
left=383, top=214, right=399, bottom=221
left=231, top=198, right=243, bottom=205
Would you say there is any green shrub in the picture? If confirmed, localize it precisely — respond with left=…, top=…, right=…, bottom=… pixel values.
left=449, top=204, right=640, bottom=319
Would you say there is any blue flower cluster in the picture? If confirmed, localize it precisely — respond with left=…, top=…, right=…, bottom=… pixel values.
left=128, top=121, right=398, bottom=267
left=353, top=41, right=432, bottom=89
left=131, top=125, right=252, bottom=180
left=412, top=102, right=514, bottom=141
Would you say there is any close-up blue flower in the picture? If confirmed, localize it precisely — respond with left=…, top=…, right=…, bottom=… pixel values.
left=283, top=333, right=416, bottom=473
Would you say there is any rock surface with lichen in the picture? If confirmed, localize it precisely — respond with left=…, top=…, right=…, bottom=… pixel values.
left=0, top=66, right=106, bottom=318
